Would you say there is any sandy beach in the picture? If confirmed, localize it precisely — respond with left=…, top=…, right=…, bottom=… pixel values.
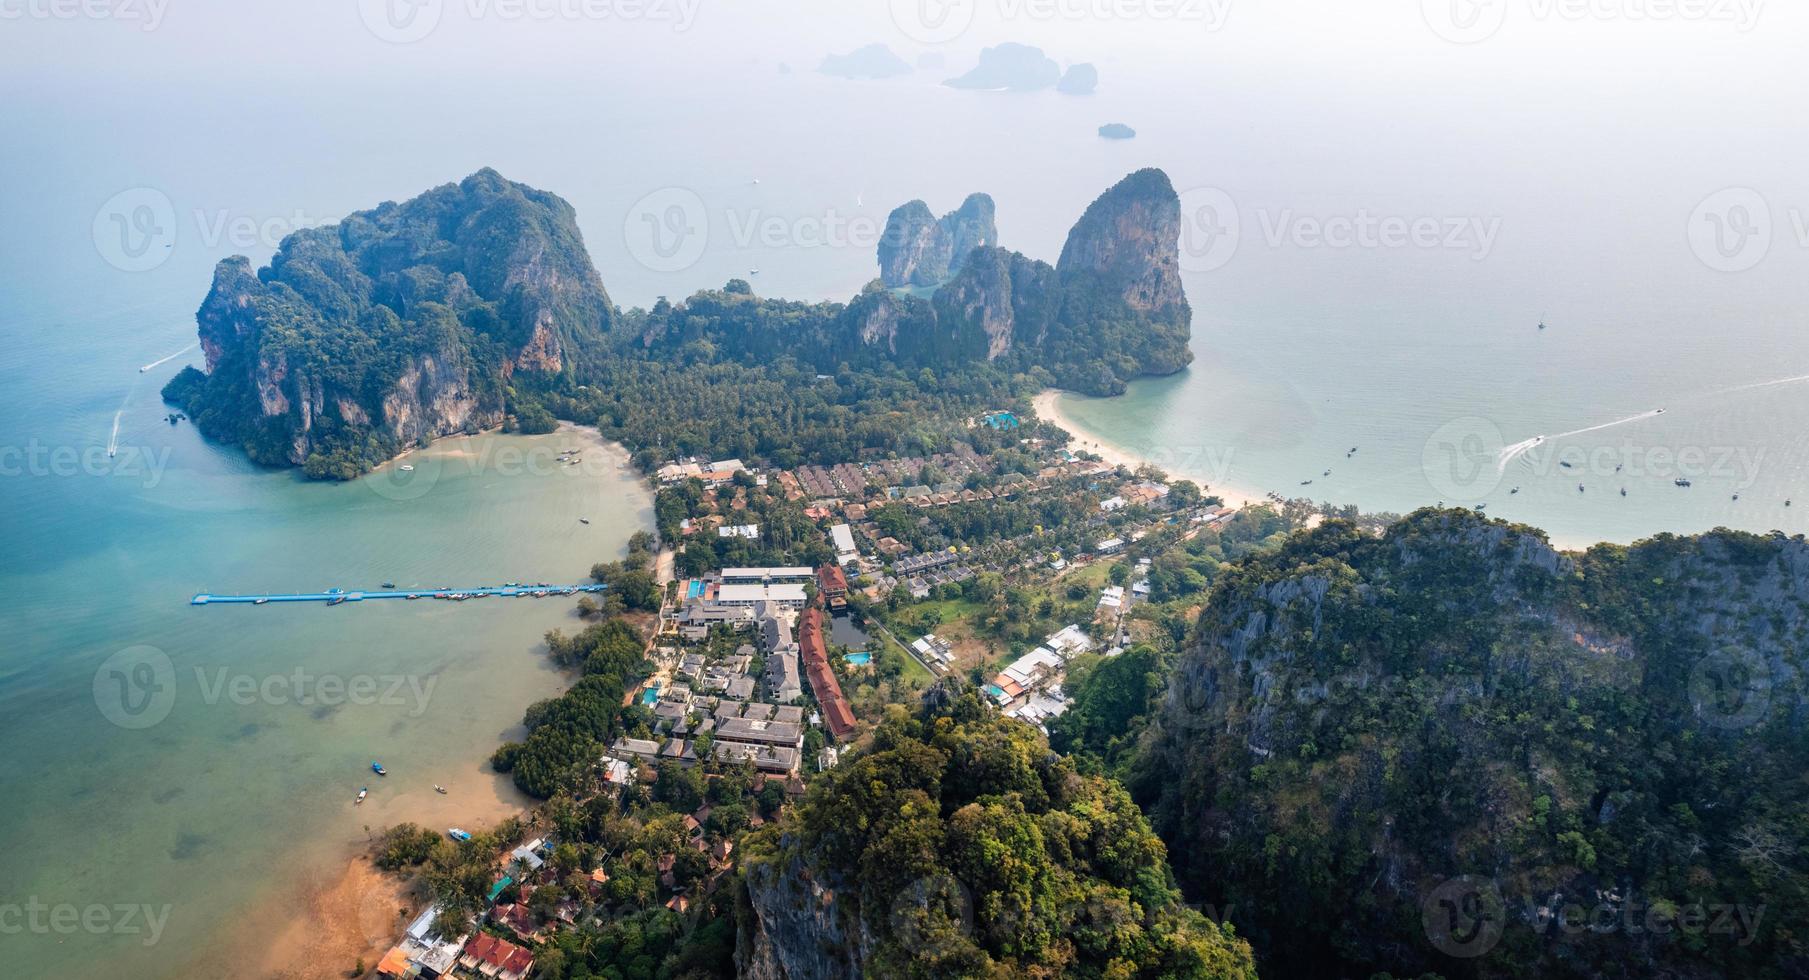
left=1032, top=389, right=1271, bottom=511
left=173, top=422, right=651, bottom=980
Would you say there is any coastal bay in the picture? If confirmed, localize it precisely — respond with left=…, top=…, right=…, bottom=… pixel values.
left=0, top=406, right=655, bottom=978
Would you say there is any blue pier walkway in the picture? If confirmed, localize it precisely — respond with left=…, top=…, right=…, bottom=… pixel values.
left=191, top=584, right=608, bottom=606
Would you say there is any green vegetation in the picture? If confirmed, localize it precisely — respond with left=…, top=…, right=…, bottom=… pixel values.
left=748, top=686, right=1255, bottom=978
left=490, top=617, right=650, bottom=799
left=164, top=169, right=613, bottom=476
left=1133, top=509, right=1809, bottom=978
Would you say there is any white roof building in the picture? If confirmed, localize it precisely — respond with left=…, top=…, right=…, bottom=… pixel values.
left=716, top=583, right=809, bottom=608
left=719, top=524, right=760, bottom=539
left=830, top=523, right=859, bottom=562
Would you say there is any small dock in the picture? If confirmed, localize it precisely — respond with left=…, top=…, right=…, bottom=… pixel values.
left=191, top=584, right=607, bottom=606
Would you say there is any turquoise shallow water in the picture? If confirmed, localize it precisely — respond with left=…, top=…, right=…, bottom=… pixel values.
left=0, top=283, right=653, bottom=976
left=1054, top=304, right=1809, bottom=549
left=3, top=20, right=1806, bottom=973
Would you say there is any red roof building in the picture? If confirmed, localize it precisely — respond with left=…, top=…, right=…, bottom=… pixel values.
left=460, top=933, right=535, bottom=980
left=817, top=564, right=850, bottom=599
left=799, top=606, right=857, bottom=740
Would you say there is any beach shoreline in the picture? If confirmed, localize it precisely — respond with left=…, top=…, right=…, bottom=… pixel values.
left=1032, top=388, right=1608, bottom=552
left=1032, top=388, right=1271, bottom=512
left=181, top=421, right=655, bottom=980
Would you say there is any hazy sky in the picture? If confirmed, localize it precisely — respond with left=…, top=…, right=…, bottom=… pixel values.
left=2, top=0, right=1804, bottom=315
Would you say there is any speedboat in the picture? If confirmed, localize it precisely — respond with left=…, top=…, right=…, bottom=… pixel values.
left=355, top=787, right=368, bottom=805
left=399, top=464, right=414, bottom=472
left=328, top=596, right=345, bottom=605
left=371, top=762, right=388, bottom=776
left=254, top=598, right=269, bottom=605
left=579, top=518, right=590, bottom=524
left=448, top=828, right=472, bottom=842
left=1675, top=479, right=1693, bottom=488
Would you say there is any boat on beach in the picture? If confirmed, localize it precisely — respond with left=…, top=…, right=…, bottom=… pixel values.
left=448, top=828, right=472, bottom=842
left=434, top=784, right=447, bottom=794
left=355, top=787, right=368, bottom=805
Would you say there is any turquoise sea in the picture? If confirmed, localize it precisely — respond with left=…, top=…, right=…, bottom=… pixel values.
left=4, top=7, right=1807, bottom=974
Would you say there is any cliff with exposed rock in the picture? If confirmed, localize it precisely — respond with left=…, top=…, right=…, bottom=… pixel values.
left=1131, top=509, right=1809, bottom=978
left=164, top=168, right=615, bottom=478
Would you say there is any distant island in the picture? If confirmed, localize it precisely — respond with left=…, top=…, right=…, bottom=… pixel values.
left=818, top=43, right=910, bottom=79
left=1058, top=62, right=1099, bottom=94
left=1098, top=122, right=1137, bottom=139
left=167, top=167, right=1194, bottom=480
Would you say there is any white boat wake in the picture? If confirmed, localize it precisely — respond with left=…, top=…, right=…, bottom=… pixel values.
left=1724, top=372, right=1809, bottom=394
left=1497, top=409, right=1665, bottom=473
left=107, top=405, right=123, bottom=458
left=139, top=342, right=196, bottom=373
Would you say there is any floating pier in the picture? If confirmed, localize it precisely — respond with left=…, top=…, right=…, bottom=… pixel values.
left=191, top=584, right=607, bottom=606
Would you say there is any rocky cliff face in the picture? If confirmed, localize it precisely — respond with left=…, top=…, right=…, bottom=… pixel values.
left=1134, top=510, right=1809, bottom=978
left=736, top=846, right=868, bottom=980
left=930, top=246, right=1056, bottom=360
left=167, top=169, right=614, bottom=476
left=1056, top=167, right=1186, bottom=321
left=875, top=193, right=996, bottom=288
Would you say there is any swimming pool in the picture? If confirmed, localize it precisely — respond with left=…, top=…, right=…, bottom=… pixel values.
left=685, top=580, right=704, bottom=599
left=640, top=686, right=661, bottom=705
left=844, top=651, right=872, bottom=665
